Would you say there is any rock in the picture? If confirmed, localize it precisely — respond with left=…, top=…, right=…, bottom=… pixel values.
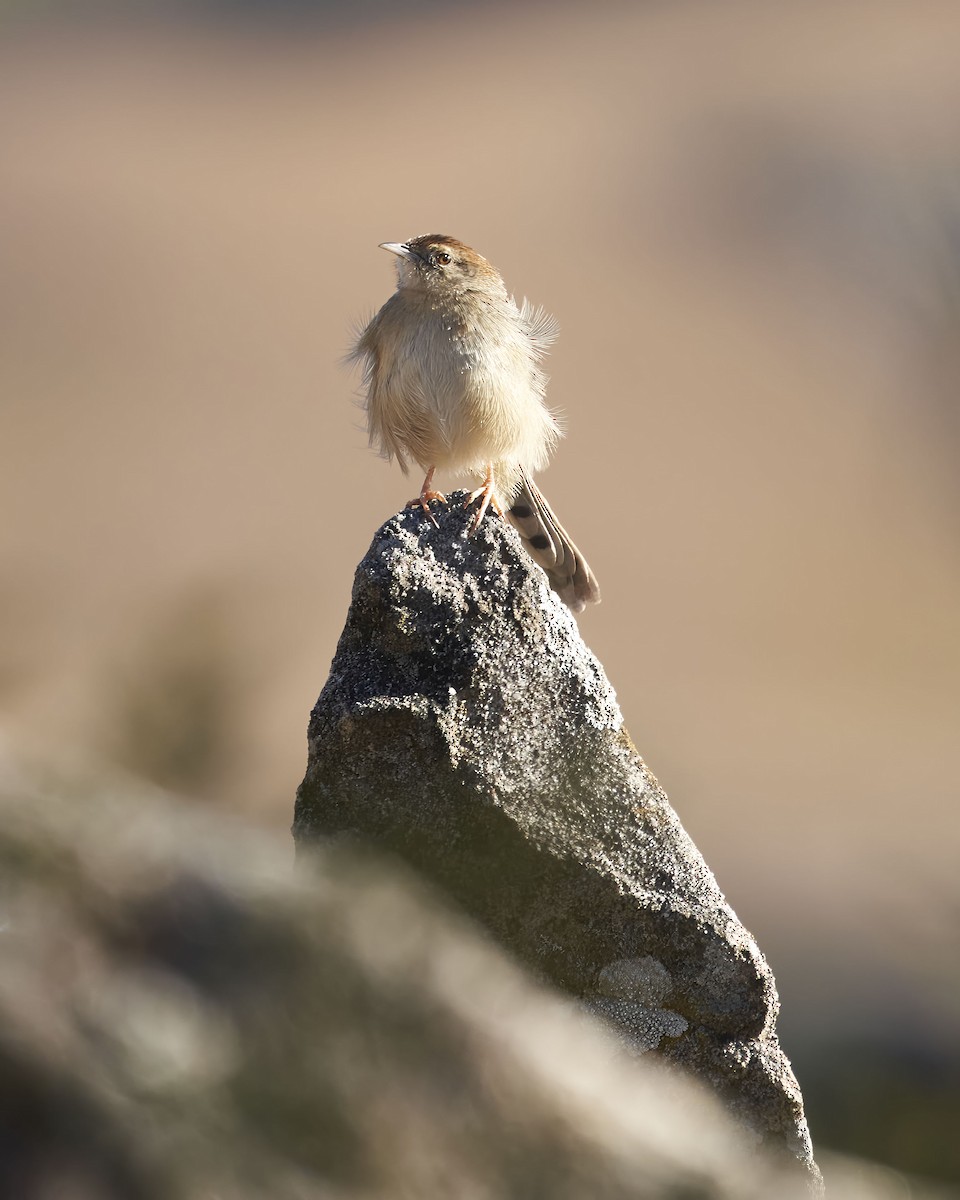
left=0, top=752, right=824, bottom=1200
left=294, top=495, right=822, bottom=1187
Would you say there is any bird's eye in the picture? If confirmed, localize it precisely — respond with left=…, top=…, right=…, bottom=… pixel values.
left=435, top=251, right=452, bottom=265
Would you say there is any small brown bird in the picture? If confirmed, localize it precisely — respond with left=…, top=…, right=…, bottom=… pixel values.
left=352, top=234, right=600, bottom=612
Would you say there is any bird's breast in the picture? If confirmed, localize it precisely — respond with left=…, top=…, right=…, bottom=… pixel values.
left=366, top=291, right=553, bottom=473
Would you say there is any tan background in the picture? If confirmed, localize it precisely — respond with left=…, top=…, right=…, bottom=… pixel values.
left=2, top=0, right=959, bottom=1181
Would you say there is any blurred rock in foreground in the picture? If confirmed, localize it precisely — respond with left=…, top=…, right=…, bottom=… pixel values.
left=1, top=754, right=826, bottom=1200
left=294, top=497, right=818, bottom=1183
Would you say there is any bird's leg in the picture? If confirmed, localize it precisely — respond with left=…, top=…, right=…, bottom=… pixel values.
left=406, top=467, right=447, bottom=528
left=464, top=465, right=503, bottom=534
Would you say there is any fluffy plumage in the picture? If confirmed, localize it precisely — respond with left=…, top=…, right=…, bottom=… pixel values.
left=351, top=234, right=600, bottom=612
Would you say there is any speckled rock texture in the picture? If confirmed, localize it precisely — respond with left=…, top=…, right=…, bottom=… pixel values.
left=294, top=494, right=822, bottom=1188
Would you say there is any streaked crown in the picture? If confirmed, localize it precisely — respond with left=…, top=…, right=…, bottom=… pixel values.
left=379, top=234, right=504, bottom=292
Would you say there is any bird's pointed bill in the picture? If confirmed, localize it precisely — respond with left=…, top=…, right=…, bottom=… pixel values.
left=379, top=242, right=417, bottom=261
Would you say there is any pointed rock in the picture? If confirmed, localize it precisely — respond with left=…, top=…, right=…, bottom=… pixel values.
left=294, top=494, right=821, bottom=1187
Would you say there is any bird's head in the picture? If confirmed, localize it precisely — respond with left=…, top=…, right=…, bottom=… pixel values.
left=379, top=235, right=504, bottom=296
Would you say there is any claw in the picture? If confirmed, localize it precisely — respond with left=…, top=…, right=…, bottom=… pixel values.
left=406, top=468, right=447, bottom=527
left=463, top=465, right=502, bottom=534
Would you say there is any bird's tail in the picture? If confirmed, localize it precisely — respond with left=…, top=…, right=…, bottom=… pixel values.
left=506, top=470, right=600, bottom=613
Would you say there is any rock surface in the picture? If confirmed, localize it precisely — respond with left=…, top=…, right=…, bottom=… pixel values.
left=1, top=752, right=824, bottom=1200
left=294, top=495, right=821, bottom=1185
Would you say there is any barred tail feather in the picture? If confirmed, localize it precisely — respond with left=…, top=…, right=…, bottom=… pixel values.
left=507, top=470, right=600, bottom=613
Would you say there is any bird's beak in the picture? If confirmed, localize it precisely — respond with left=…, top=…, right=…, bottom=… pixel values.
left=379, top=242, right=418, bottom=262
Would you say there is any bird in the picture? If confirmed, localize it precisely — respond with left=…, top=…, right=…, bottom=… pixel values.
left=351, top=234, right=600, bottom=613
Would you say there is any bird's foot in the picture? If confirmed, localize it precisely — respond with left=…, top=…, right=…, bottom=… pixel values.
left=406, top=489, right=447, bottom=528
left=463, top=478, right=503, bottom=535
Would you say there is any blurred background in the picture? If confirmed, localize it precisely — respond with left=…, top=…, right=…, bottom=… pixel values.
left=2, top=0, right=958, bottom=1186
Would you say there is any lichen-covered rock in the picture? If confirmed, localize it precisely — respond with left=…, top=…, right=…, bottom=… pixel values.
left=294, top=495, right=821, bottom=1186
